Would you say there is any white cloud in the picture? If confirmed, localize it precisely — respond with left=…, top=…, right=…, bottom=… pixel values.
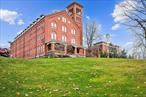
left=112, top=0, right=137, bottom=23
left=111, top=0, right=138, bottom=29
left=112, top=24, right=120, bottom=30
left=112, top=4, right=127, bottom=23
left=0, top=43, right=9, bottom=48
left=98, top=24, right=102, bottom=31
left=122, top=41, right=133, bottom=55
left=0, top=9, right=24, bottom=25
left=123, top=42, right=133, bottom=48
left=17, top=19, right=24, bottom=25
left=52, top=9, right=60, bottom=13
left=86, top=15, right=90, bottom=20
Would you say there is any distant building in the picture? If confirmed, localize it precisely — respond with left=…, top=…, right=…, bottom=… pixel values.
left=10, top=2, right=86, bottom=59
left=93, top=41, right=121, bottom=57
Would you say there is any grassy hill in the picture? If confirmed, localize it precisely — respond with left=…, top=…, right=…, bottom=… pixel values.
left=0, top=57, right=146, bottom=97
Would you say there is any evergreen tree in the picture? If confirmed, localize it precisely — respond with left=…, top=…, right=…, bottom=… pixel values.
left=120, top=49, right=127, bottom=58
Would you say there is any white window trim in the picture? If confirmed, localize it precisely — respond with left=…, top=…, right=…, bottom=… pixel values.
left=62, top=17, right=67, bottom=23
left=65, top=27, right=67, bottom=32
left=51, top=22, right=57, bottom=29
left=62, top=35, right=67, bottom=42
left=71, top=29, right=75, bottom=35
left=58, top=17, right=60, bottom=20
left=62, top=26, right=67, bottom=32
left=51, top=32, right=56, bottom=40
left=71, top=38, right=75, bottom=44
left=62, top=26, right=64, bottom=32
left=73, top=30, right=76, bottom=35
left=68, top=21, right=70, bottom=24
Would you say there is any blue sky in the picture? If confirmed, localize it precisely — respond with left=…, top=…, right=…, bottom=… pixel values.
left=0, top=0, right=133, bottom=49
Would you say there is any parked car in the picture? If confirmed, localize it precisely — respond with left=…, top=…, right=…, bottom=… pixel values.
left=0, top=48, right=9, bottom=57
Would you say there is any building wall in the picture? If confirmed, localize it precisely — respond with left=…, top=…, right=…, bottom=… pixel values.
left=10, top=2, right=83, bottom=59
left=11, top=13, right=83, bottom=58
left=101, top=44, right=108, bottom=53
left=95, top=44, right=108, bottom=53
left=44, top=11, right=82, bottom=47
left=67, top=3, right=83, bottom=46
left=94, top=42, right=121, bottom=57
left=11, top=18, right=46, bottom=59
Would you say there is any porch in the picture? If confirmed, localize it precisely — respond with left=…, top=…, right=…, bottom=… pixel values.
left=45, top=42, right=86, bottom=57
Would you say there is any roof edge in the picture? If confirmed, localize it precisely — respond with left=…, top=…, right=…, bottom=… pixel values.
left=66, top=2, right=83, bottom=8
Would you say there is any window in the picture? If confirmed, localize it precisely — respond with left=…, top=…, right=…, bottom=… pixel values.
left=62, top=26, right=64, bottom=32
left=73, top=29, right=75, bottom=35
left=62, top=35, right=67, bottom=42
left=51, top=23, right=53, bottom=27
left=68, top=8, right=73, bottom=15
left=76, top=8, right=81, bottom=15
left=42, top=45, right=44, bottom=53
left=65, top=27, right=67, bottom=32
left=40, top=45, right=44, bottom=53
left=51, top=22, right=57, bottom=29
left=62, top=26, right=67, bottom=32
left=62, top=17, right=66, bottom=23
left=68, top=21, right=70, bottom=24
left=54, top=23, right=56, bottom=28
left=71, top=38, right=75, bottom=44
left=51, top=32, right=56, bottom=40
left=37, top=34, right=44, bottom=40
left=71, top=29, right=76, bottom=35
left=58, top=17, right=60, bottom=20
left=40, top=46, right=42, bottom=53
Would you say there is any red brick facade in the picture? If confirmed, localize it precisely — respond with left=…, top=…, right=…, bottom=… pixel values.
left=93, top=42, right=120, bottom=57
left=10, top=2, right=86, bottom=59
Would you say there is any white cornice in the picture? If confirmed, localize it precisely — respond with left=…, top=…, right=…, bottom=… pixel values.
left=14, top=15, right=45, bottom=41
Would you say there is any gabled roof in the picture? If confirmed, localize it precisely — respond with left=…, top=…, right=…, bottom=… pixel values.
left=67, top=2, right=83, bottom=8
left=94, top=41, right=108, bottom=45
left=14, top=15, right=45, bottom=40
left=12, top=9, right=82, bottom=43
left=94, top=41, right=120, bottom=48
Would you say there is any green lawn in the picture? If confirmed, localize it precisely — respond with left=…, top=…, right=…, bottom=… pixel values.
left=0, top=57, right=146, bottom=97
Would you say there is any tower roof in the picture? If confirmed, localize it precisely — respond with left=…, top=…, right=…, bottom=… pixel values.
left=67, top=2, right=83, bottom=8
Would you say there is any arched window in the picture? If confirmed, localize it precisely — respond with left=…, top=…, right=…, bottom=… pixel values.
left=51, top=32, right=56, bottom=40
left=62, top=35, right=67, bottom=42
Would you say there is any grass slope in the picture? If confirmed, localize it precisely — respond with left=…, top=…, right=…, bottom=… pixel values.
left=0, top=57, right=146, bottom=97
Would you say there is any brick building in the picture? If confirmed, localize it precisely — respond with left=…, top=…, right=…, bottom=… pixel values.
left=93, top=41, right=121, bottom=57
left=10, top=2, right=86, bottom=59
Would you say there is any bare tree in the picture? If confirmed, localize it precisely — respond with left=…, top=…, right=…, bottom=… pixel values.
left=85, top=20, right=101, bottom=57
left=114, top=0, right=146, bottom=59
left=85, top=20, right=101, bottom=48
left=132, top=33, right=146, bottom=59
